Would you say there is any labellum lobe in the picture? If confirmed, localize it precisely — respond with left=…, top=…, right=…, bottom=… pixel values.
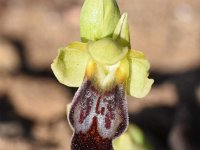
left=69, top=78, right=128, bottom=150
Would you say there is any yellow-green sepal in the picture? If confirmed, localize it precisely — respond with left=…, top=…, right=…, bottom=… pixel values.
left=126, top=50, right=154, bottom=98
left=51, top=42, right=89, bottom=87
left=80, top=0, right=121, bottom=42
left=113, top=13, right=130, bottom=48
left=88, top=38, right=128, bottom=65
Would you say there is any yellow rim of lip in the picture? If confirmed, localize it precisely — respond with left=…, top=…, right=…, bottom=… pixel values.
left=86, top=58, right=129, bottom=83
left=115, top=58, right=129, bottom=84
left=86, top=60, right=96, bottom=79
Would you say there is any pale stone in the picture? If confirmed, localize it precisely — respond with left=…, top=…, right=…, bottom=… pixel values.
left=8, top=75, right=72, bottom=123
left=32, top=121, right=72, bottom=150
left=0, top=40, right=20, bottom=73
left=120, top=0, right=200, bottom=73
left=0, top=138, right=31, bottom=150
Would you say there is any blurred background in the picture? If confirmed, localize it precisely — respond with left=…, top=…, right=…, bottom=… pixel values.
left=0, top=0, right=200, bottom=149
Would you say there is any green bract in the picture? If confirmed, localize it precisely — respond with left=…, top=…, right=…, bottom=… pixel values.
left=80, top=0, right=120, bottom=42
left=51, top=0, right=154, bottom=98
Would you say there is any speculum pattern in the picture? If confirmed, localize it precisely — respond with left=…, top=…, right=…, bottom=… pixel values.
left=69, top=79, right=128, bottom=150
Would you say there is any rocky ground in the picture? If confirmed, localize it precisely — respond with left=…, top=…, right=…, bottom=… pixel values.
left=0, top=0, right=200, bottom=150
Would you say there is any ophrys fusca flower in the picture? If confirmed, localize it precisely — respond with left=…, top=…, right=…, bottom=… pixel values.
left=51, top=0, right=153, bottom=149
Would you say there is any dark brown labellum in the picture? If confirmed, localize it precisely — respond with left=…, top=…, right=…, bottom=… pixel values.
left=69, top=79, right=128, bottom=150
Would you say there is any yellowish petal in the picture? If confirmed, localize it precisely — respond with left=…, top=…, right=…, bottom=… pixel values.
left=51, top=42, right=89, bottom=87
left=127, top=50, right=154, bottom=98
left=113, top=13, right=130, bottom=48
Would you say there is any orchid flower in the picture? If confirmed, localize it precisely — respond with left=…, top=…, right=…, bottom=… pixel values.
left=51, top=0, right=153, bottom=149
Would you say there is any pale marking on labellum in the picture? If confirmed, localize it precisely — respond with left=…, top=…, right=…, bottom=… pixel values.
left=69, top=79, right=128, bottom=139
